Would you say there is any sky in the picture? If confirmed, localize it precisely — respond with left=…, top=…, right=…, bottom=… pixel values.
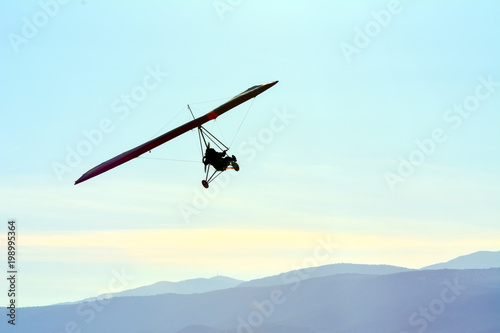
left=1, top=0, right=499, bottom=306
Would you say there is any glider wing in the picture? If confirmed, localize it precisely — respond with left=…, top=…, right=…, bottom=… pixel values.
left=74, top=80, right=278, bottom=184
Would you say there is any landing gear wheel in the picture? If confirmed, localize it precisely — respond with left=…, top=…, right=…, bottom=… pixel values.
left=202, top=180, right=209, bottom=188
left=231, top=162, right=240, bottom=172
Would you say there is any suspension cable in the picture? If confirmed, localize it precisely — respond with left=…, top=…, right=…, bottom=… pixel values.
left=188, top=96, right=230, bottom=106
left=187, top=104, right=195, bottom=119
left=138, top=156, right=199, bottom=163
left=199, top=126, right=228, bottom=151
left=151, top=105, right=188, bottom=139
left=197, top=127, right=206, bottom=160
left=229, top=97, right=255, bottom=148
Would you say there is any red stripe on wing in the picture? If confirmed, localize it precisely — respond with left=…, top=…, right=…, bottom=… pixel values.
left=207, top=111, right=218, bottom=120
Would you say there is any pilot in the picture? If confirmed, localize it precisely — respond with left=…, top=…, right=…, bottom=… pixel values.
left=203, top=147, right=236, bottom=171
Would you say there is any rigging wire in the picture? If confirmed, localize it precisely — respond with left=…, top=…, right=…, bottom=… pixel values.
left=143, top=95, right=254, bottom=163
left=149, top=95, right=226, bottom=140
left=229, top=97, right=255, bottom=148
left=144, top=105, right=196, bottom=162
left=197, top=126, right=205, bottom=160
left=138, top=156, right=199, bottom=163
left=214, top=119, right=227, bottom=147
left=198, top=126, right=228, bottom=151
left=150, top=105, right=188, bottom=139
left=187, top=104, right=195, bottom=119
left=187, top=96, right=230, bottom=106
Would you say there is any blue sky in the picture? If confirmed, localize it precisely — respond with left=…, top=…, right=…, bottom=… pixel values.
left=1, top=0, right=499, bottom=306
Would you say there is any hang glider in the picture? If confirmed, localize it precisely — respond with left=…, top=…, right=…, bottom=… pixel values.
left=75, top=80, right=278, bottom=187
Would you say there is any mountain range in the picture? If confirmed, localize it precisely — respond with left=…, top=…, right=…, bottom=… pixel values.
left=70, top=276, right=243, bottom=304
left=9, top=250, right=500, bottom=333
left=420, top=250, right=500, bottom=270
left=75, top=250, right=500, bottom=301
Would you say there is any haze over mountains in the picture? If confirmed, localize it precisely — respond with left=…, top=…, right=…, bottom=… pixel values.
left=10, top=251, right=500, bottom=333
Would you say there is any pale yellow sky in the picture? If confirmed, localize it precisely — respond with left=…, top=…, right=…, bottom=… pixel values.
left=17, top=228, right=500, bottom=273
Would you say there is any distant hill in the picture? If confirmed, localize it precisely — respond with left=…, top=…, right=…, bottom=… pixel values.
left=14, top=268, right=500, bottom=333
left=237, top=263, right=411, bottom=288
left=421, top=251, right=500, bottom=270
left=113, top=275, right=243, bottom=297
left=61, top=276, right=243, bottom=305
